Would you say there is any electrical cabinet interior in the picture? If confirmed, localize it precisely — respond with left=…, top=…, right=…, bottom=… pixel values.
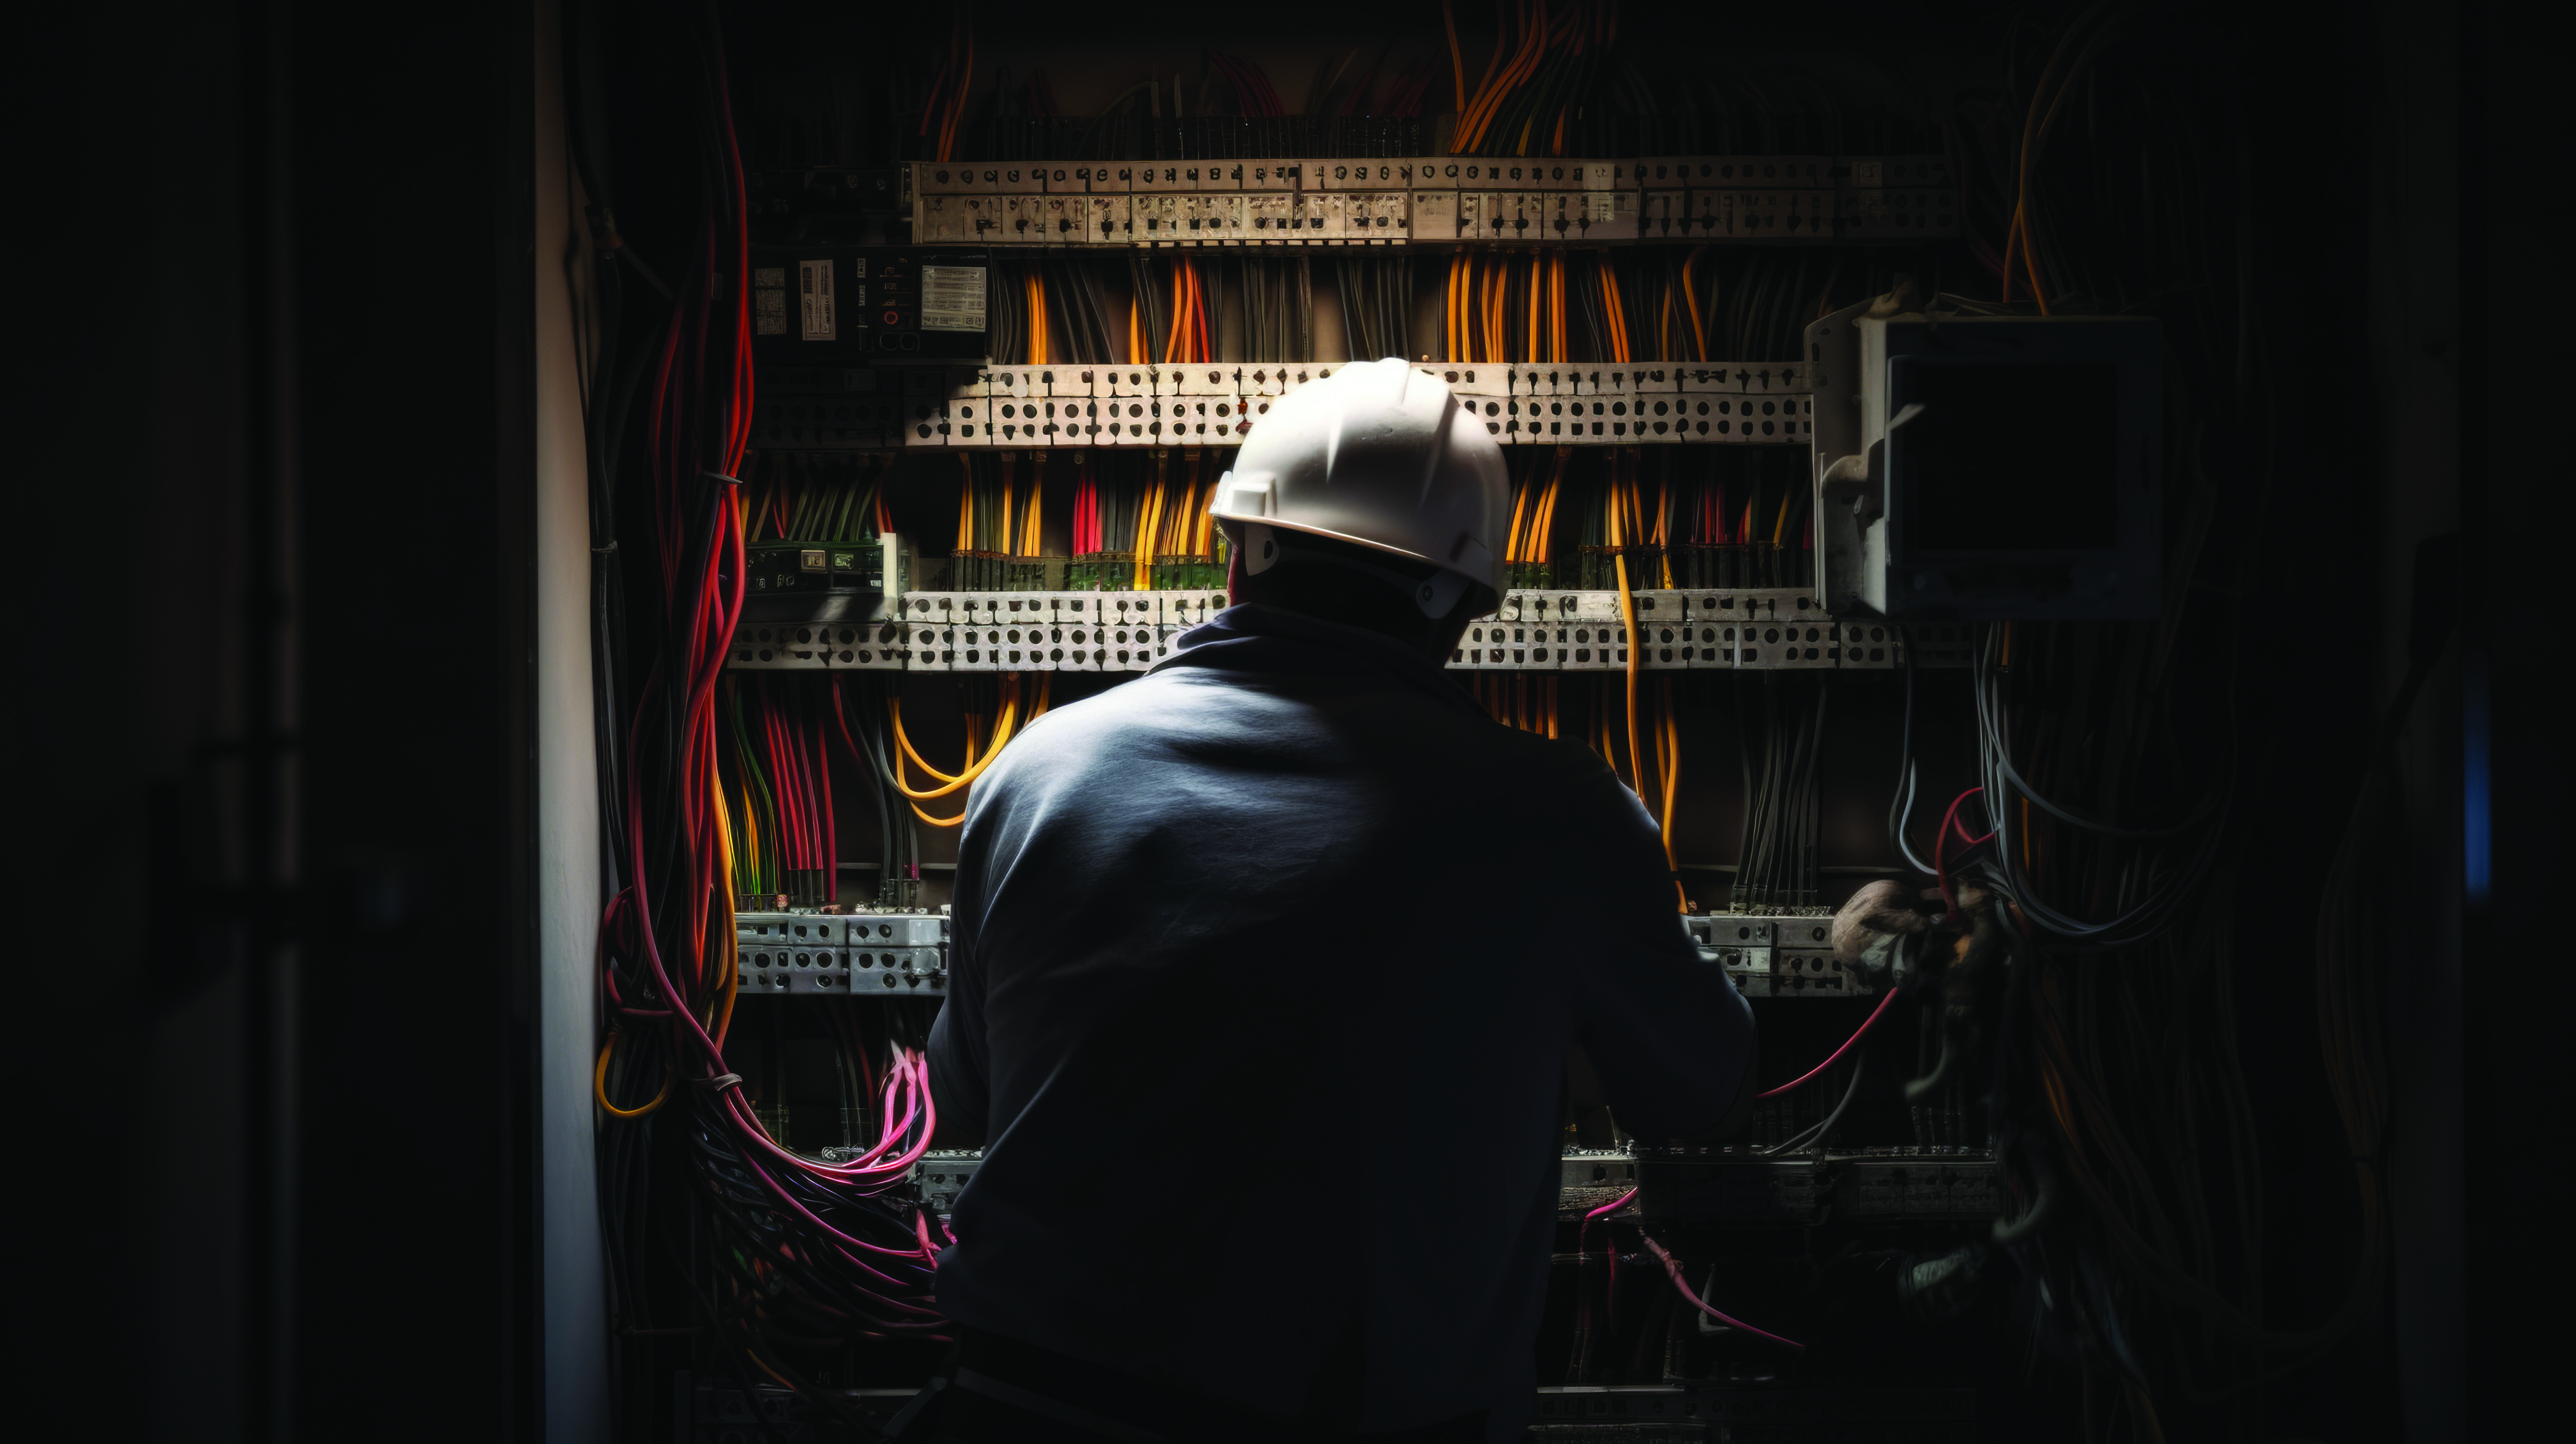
left=576, top=7, right=2380, bottom=1442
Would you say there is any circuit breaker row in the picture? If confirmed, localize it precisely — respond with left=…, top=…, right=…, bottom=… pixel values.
left=726, top=592, right=1965, bottom=674
left=1687, top=913, right=1871, bottom=998
left=910, top=155, right=1953, bottom=246
left=729, top=906, right=1882, bottom=1004
left=734, top=911, right=950, bottom=997
left=758, top=360, right=1814, bottom=452
left=1454, top=602, right=1902, bottom=673
left=803, top=1145, right=1993, bottom=1231
left=870, top=362, right=1808, bottom=449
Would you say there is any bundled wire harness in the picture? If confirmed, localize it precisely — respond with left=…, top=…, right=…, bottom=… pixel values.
left=588, top=9, right=952, bottom=1430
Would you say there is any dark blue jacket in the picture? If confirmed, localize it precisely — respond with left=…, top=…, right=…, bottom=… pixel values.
left=928, top=603, right=1754, bottom=1437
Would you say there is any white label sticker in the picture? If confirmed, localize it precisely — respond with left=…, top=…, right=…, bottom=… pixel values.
left=798, top=258, right=835, bottom=342
left=919, top=265, right=986, bottom=333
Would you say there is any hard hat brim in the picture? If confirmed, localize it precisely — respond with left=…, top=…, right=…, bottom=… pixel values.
left=1212, top=510, right=1494, bottom=595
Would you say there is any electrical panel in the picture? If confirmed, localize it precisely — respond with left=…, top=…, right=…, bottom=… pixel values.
left=750, top=246, right=990, bottom=360
left=1809, top=304, right=2164, bottom=620
left=587, top=8, right=2302, bottom=1440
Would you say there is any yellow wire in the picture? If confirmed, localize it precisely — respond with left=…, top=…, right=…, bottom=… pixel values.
left=889, top=689, right=1021, bottom=797
left=1459, top=0, right=1547, bottom=153
left=1614, top=473, right=1644, bottom=804
left=1015, top=272, right=1035, bottom=364
left=902, top=676, right=1024, bottom=827
left=1526, top=252, right=1542, bottom=359
left=1135, top=467, right=1167, bottom=589
left=1535, top=449, right=1566, bottom=558
left=710, top=758, right=741, bottom=1047
left=998, top=453, right=1014, bottom=556
left=1444, top=0, right=1467, bottom=112
left=1550, top=254, right=1566, bottom=360
left=1658, top=688, right=1680, bottom=844
left=594, top=1031, right=673, bottom=1119
left=1442, top=255, right=1457, bottom=362
left=1599, top=258, right=1631, bottom=362
left=1681, top=247, right=1708, bottom=362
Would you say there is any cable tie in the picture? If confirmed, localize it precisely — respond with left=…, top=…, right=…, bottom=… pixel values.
left=698, top=1073, right=746, bottom=1092
left=701, top=470, right=742, bottom=487
left=592, top=540, right=619, bottom=555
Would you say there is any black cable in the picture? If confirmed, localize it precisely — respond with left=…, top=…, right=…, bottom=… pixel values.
left=1763, top=1050, right=1866, bottom=1156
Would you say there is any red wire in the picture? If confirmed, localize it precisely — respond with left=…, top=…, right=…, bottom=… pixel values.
left=1641, top=1235, right=1805, bottom=1351
left=1755, top=985, right=1898, bottom=1099
left=810, top=693, right=835, bottom=895
left=1933, top=786, right=1994, bottom=916
left=1584, top=1187, right=1638, bottom=1221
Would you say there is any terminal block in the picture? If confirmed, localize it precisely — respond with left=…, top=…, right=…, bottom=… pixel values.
left=732, top=593, right=1950, bottom=674
left=904, top=156, right=1956, bottom=249
left=734, top=911, right=951, bottom=997
left=834, top=363, right=1805, bottom=451
left=1686, top=913, right=1874, bottom=997
left=1633, top=1150, right=2000, bottom=1224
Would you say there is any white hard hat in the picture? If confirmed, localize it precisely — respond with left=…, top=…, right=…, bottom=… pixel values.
left=1212, top=357, right=1510, bottom=602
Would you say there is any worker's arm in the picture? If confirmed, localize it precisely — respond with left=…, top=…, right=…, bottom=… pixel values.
left=1557, top=755, right=1760, bottom=1143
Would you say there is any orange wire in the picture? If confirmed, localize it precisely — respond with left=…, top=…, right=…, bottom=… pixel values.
left=1680, top=247, right=1708, bottom=362
left=1526, top=252, right=1542, bottom=357
left=594, top=1030, right=673, bottom=1119
left=1444, top=0, right=1467, bottom=112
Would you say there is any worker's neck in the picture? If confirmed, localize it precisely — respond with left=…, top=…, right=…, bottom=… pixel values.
left=1222, top=592, right=1468, bottom=665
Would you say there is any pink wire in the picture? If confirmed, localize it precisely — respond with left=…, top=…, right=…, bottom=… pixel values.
left=1934, top=786, right=1995, bottom=916
left=1584, top=1187, right=1639, bottom=1222
left=1755, top=986, right=1898, bottom=1099
left=1641, top=1235, right=1805, bottom=1351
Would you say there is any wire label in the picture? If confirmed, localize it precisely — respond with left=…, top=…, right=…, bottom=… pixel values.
left=919, top=264, right=987, bottom=333
left=797, top=257, right=836, bottom=342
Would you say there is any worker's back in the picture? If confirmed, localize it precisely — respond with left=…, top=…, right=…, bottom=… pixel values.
left=928, top=602, right=1755, bottom=1439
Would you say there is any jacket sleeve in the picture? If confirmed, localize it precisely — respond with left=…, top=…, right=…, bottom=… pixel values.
left=926, top=836, right=992, bottom=1147
left=1556, top=754, right=1757, bottom=1141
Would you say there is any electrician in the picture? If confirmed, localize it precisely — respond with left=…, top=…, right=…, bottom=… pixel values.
left=913, top=358, right=1757, bottom=1444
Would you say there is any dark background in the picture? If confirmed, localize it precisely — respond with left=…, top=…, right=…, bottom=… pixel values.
left=17, top=1, right=2556, bottom=1438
